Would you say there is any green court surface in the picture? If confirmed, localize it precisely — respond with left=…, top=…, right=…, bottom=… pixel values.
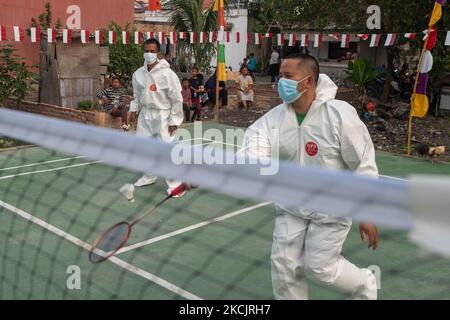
left=1, top=123, right=450, bottom=300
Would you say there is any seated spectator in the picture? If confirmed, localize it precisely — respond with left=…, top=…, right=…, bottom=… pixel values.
left=96, top=77, right=130, bottom=131
left=236, top=66, right=254, bottom=111
left=181, top=78, right=192, bottom=123
left=205, top=70, right=228, bottom=109
left=247, top=53, right=257, bottom=79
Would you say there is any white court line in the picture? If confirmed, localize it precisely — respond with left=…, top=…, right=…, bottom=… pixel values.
left=0, top=156, right=86, bottom=172
left=0, top=200, right=202, bottom=300
left=0, top=161, right=102, bottom=181
left=380, top=175, right=407, bottom=182
left=116, top=201, right=273, bottom=255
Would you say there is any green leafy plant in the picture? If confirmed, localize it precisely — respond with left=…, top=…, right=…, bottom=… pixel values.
left=78, top=100, right=93, bottom=110
left=346, top=58, right=378, bottom=106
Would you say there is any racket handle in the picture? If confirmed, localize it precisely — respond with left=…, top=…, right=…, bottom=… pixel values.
left=170, top=183, right=187, bottom=197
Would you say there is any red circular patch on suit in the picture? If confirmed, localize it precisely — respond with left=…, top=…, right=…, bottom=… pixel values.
left=149, top=84, right=157, bottom=91
left=305, top=141, right=319, bottom=157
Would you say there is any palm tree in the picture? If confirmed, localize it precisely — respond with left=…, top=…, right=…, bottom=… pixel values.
left=167, top=0, right=219, bottom=73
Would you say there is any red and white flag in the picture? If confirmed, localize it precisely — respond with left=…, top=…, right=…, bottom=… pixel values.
left=169, top=31, right=177, bottom=44
left=208, top=32, right=216, bottom=43
left=95, top=30, right=103, bottom=44
left=328, top=33, right=340, bottom=41
left=200, top=32, right=207, bottom=44
left=14, top=26, right=25, bottom=42
left=247, top=32, right=251, bottom=44
left=255, top=33, right=262, bottom=45
left=264, top=33, right=272, bottom=39
left=385, top=33, right=397, bottom=46
left=235, top=32, right=240, bottom=43
left=146, top=32, right=154, bottom=40
left=158, top=32, right=164, bottom=44
left=81, top=30, right=90, bottom=44
left=313, top=34, right=323, bottom=48
left=404, top=33, right=416, bottom=40
left=134, top=31, right=142, bottom=45
left=30, top=27, right=41, bottom=43
left=369, top=34, right=381, bottom=47
left=225, top=31, right=230, bottom=43
left=0, top=26, right=6, bottom=42
left=108, top=31, right=116, bottom=44
left=277, top=33, right=285, bottom=46
left=122, top=31, right=129, bottom=45
left=179, top=32, right=187, bottom=40
left=189, top=32, right=196, bottom=44
left=288, top=33, right=296, bottom=46
left=300, top=34, right=309, bottom=47
left=357, top=34, right=370, bottom=41
left=445, top=31, right=450, bottom=46
left=63, top=29, right=72, bottom=44
left=47, top=28, right=56, bottom=43
left=341, top=34, right=350, bottom=48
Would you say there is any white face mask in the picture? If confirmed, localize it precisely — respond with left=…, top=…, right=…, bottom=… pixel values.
left=144, top=52, right=158, bottom=65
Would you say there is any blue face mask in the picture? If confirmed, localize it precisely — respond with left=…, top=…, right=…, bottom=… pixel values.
left=278, top=77, right=310, bottom=104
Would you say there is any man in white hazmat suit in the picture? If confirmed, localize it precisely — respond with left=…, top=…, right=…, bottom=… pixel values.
left=130, top=38, right=184, bottom=196
left=242, top=53, right=379, bottom=299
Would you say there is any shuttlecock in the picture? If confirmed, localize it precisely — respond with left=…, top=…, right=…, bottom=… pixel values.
left=119, top=183, right=135, bottom=203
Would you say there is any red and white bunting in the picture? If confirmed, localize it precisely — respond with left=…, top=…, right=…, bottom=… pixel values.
left=247, top=32, right=251, bottom=44
left=313, top=34, right=323, bottom=48
left=147, top=32, right=154, bottom=40
left=255, top=33, right=263, bottom=45
left=169, top=31, right=177, bottom=44
left=47, top=28, right=56, bottom=43
left=357, top=34, right=370, bottom=41
left=208, top=31, right=215, bottom=43
left=235, top=32, right=240, bottom=43
left=404, top=33, right=416, bottom=40
left=200, top=32, right=207, bottom=44
left=328, top=33, right=340, bottom=41
left=265, top=33, right=272, bottom=39
left=108, top=31, right=116, bottom=44
left=95, top=30, right=103, bottom=44
left=0, top=25, right=6, bottom=41
left=225, top=31, right=230, bottom=43
left=445, top=31, right=450, bottom=46
left=158, top=32, right=164, bottom=44
left=288, top=34, right=296, bottom=46
left=300, top=34, right=309, bottom=47
left=384, top=33, right=397, bottom=46
left=13, top=26, right=25, bottom=42
left=341, top=34, right=350, bottom=48
left=277, top=33, right=285, bottom=46
left=81, top=30, right=89, bottom=44
left=134, top=31, right=142, bottom=45
left=122, top=31, right=129, bottom=45
left=189, top=32, right=196, bottom=44
left=30, top=27, right=41, bottom=43
left=63, top=29, right=72, bottom=44
left=369, top=34, right=381, bottom=47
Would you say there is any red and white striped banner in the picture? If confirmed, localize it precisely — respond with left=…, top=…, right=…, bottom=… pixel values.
left=95, top=30, right=103, bottom=44
left=300, top=34, right=309, bottom=47
left=314, top=34, right=323, bottom=48
left=224, top=31, right=230, bottom=43
left=63, top=29, right=72, bottom=44
left=341, top=34, right=350, bottom=48
left=235, top=31, right=240, bottom=43
left=134, top=31, right=142, bottom=45
left=277, top=33, right=285, bottom=46
left=169, top=31, right=177, bottom=44
left=288, top=34, right=296, bottom=46
left=81, top=30, right=89, bottom=44
left=47, top=28, right=56, bottom=43
left=189, top=32, right=196, bottom=44
left=14, top=26, right=25, bottom=42
left=0, top=25, right=6, bottom=41
left=445, top=31, right=450, bottom=46
left=328, top=33, right=340, bottom=41
left=369, top=34, right=381, bottom=47
left=404, top=33, right=416, bottom=39
left=158, top=32, right=164, bottom=44
left=264, top=33, right=272, bottom=39
left=384, top=33, right=397, bottom=46
left=108, top=31, right=116, bottom=44
left=30, top=27, right=41, bottom=43
left=179, top=32, right=187, bottom=40
left=357, top=34, right=370, bottom=41
left=122, top=31, right=129, bottom=45
left=200, top=32, right=207, bottom=44
left=208, top=31, right=215, bottom=43
left=247, top=32, right=251, bottom=44
left=255, top=33, right=262, bottom=45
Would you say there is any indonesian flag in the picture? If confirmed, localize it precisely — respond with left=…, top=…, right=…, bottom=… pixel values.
left=247, top=32, right=251, bottom=44
left=0, top=26, right=6, bottom=41
left=225, top=31, right=230, bottom=43
left=341, top=34, right=350, bottom=48
left=288, top=34, right=296, bottom=46
left=30, top=27, right=41, bottom=43
left=63, top=29, right=72, bottom=44
left=81, top=30, right=90, bottom=44
left=189, top=32, right=196, bottom=44
left=277, top=33, right=285, bottom=46
left=384, top=33, right=397, bottom=46
left=179, top=32, right=187, bottom=40
left=328, top=33, right=340, bottom=41
left=95, top=30, right=103, bottom=44
left=235, top=32, right=240, bottom=43
left=404, top=33, right=416, bottom=39
left=13, top=26, right=25, bottom=42
left=445, top=31, right=450, bottom=46
left=146, top=32, right=154, bottom=40
left=208, top=32, right=216, bottom=43
left=300, top=34, right=309, bottom=47
left=134, top=31, right=142, bottom=45
left=122, top=31, right=129, bottom=45
left=357, top=34, right=370, bottom=41
left=200, top=32, right=207, bottom=44
left=369, top=34, right=381, bottom=47
left=108, top=31, right=116, bottom=44
left=169, top=31, right=177, bottom=44
left=47, top=28, right=56, bottom=43
left=255, top=33, right=262, bottom=45
left=265, top=33, right=272, bottom=39
left=313, top=34, right=323, bottom=48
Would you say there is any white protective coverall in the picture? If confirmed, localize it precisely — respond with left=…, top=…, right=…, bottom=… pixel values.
left=242, top=74, right=378, bottom=299
left=130, top=59, right=184, bottom=193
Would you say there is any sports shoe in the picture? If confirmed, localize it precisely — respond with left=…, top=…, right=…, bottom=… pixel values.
left=352, top=268, right=378, bottom=300
left=121, top=124, right=131, bottom=132
left=119, top=183, right=135, bottom=203
left=167, top=187, right=186, bottom=198
left=134, top=175, right=158, bottom=187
